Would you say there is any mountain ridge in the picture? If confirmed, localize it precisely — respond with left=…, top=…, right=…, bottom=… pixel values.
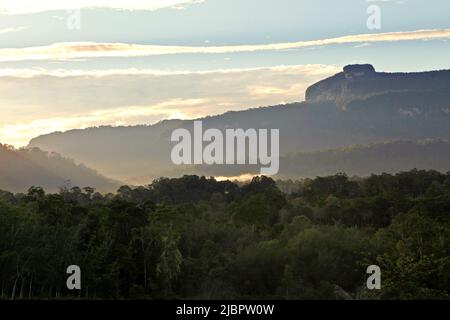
left=27, top=65, right=450, bottom=184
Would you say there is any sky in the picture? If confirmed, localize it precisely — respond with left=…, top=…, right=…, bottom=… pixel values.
left=1, top=0, right=450, bottom=146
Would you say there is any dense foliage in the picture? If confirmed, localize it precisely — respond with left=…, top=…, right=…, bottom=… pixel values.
left=1, top=170, right=449, bottom=300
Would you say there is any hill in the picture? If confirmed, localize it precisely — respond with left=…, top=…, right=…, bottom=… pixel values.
left=191, top=139, right=450, bottom=178
left=305, top=64, right=450, bottom=107
left=0, top=144, right=120, bottom=193
left=28, top=65, right=450, bottom=183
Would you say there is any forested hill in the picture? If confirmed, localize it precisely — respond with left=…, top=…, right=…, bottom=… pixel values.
left=0, top=144, right=120, bottom=193
left=278, top=139, right=450, bottom=178
left=191, top=139, right=450, bottom=179
left=27, top=65, right=450, bottom=183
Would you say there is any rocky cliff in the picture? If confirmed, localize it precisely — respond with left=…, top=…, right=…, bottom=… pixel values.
left=305, top=64, right=450, bottom=107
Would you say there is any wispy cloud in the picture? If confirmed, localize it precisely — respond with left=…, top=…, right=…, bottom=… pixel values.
left=0, top=64, right=339, bottom=146
left=0, top=64, right=338, bottom=78
left=1, top=29, right=449, bottom=62
left=0, top=99, right=207, bottom=147
left=0, top=26, right=28, bottom=34
left=0, top=0, right=204, bottom=15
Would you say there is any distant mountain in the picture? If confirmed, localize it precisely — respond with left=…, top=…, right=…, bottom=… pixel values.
left=279, top=139, right=450, bottom=178
left=0, top=144, right=120, bottom=193
left=193, top=139, right=450, bottom=179
left=306, top=64, right=450, bottom=107
left=28, top=65, right=450, bottom=183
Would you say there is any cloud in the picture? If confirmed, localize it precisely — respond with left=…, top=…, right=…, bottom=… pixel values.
left=0, top=64, right=339, bottom=146
left=0, top=64, right=337, bottom=78
left=0, top=26, right=28, bottom=34
left=1, top=28, right=449, bottom=62
left=0, top=99, right=207, bottom=147
left=0, top=0, right=204, bottom=15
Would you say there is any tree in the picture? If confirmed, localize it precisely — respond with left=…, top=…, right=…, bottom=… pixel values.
left=156, top=227, right=183, bottom=297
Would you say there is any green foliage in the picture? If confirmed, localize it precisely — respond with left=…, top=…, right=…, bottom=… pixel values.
left=0, top=171, right=449, bottom=300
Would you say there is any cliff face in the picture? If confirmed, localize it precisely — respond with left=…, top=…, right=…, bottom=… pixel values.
left=305, top=64, right=450, bottom=107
